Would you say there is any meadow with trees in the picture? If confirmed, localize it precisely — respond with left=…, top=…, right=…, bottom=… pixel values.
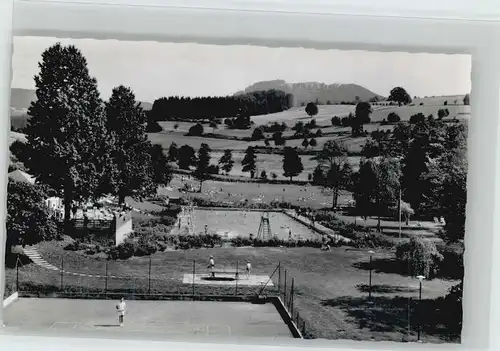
left=5, top=42, right=469, bottom=343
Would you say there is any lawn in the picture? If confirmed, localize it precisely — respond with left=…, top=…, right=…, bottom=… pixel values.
left=369, top=104, right=470, bottom=123
left=208, top=151, right=361, bottom=181
left=148, top=131, right=250, bottom=151
left=20, top=242, right=459, bottom=342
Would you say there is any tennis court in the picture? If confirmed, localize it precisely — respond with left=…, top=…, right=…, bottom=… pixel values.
left=4, top=298, right=294, bottom=338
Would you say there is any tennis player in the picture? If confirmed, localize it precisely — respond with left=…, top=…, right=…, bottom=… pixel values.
left=116, top=298, right=126, bottom=327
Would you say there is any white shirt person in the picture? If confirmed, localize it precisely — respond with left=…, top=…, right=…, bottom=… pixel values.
left=246, top=261, right=252, bottom=278
left=116, top=298, right=126, bottom=327
left=208, top=255, right=215, bottom=277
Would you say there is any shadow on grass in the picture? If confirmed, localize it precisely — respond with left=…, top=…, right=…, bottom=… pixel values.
left=5, top=252, right=33, bottom=269
left=356, top=284, right=418, bottom=294
left=353, top=258, right=410, bottom=276
left=322, top=295, right=461, bottom=341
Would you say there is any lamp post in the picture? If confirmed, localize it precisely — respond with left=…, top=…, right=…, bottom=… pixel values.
left=368, top=250, right=375, bottom=300
left=416, top=275, right=425, bottom=343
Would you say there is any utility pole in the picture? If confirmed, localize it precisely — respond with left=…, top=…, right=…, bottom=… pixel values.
left=398, top=187, right=402, bottom=240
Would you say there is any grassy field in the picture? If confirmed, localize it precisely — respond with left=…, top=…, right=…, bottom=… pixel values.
left=208, top=151, right=361, bottom=180
left=11, top=241, right=458, bottom=342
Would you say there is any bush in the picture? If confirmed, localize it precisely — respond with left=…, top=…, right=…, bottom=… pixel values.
left=395, top=237, right=443, bottom=279
left=251, top=127, right=264, bottom=141
left=438, top=246, right=464, bottom=279
left=187, top=123, right=204, bottom=136
left=409, top=113, right=426, bottom=124
left=387, top=112, right=401, bottom=123
left=350, top=232, right=394, bottom=249
left=146, top=120, right=163, bottom=132
left=207, top=165, right=219, bottom=175
left=331, top=116, right=341, bottom=126
left=442, top=281, right=463, bottom=335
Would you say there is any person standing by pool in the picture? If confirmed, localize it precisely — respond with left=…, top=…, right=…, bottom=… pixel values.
left=246, top=260, right=252, bottom=279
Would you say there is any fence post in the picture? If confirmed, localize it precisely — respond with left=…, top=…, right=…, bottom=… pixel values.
left=192, top=260, right=195, bottom=299
left=235, top=260, right=239, bottom=296
left=290, top=278, right=295, bottom=316
left=278, top=262, right=281, bottom=297
left=148, top=257, right=152, bottom=295
left=283, top=270, right=287, bottom=306
left=60, top=257, right=64, bottom=291
left=105, top=262, right=108, bottom=296
left=16, top=256, right=19, bottom=292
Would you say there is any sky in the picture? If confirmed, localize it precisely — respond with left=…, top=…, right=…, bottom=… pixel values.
left=11, top=36, right=472, bottom=103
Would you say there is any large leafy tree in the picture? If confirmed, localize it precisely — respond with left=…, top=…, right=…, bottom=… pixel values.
left=463, top=94, right=470, bottom=106
left=167, top=142, right=178, bottom=162
left=305, top=102, right=318, bottom=118
left=18, top=43, right=111, bottom=225
left=313, top=140, right=351, bottom=209
left=218, top=149, right=234, bottom=175
left=282, top=147, right=304, bottom=181
left=7, top=180, right=58, bottom=248
left=422, top=131, right=467, bottom=242
left=177, top=145, right=197, bottom=170
left=149, top=144, right=173, bottom=186
left=194, top=143, right=211, bottom=192
left=103, top=85, right=155, bottom=204
left=354, top=157, right=401, bottom=228
left=352, top=102, right=372, bottom=136
left=388, top=87, right=412, bottom=106
left=242, top=146, right=257, bottom=178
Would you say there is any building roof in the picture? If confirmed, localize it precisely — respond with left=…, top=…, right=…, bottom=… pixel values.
left=8, top=169, right=36, bottom=185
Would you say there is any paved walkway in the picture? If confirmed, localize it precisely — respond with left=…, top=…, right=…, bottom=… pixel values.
left=22, top=247, right=120, bottom=279
left=284, top=210, right=351, bottom=242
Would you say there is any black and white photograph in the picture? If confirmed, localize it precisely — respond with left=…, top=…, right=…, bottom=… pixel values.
left=2, top=36, right=469, bottom=343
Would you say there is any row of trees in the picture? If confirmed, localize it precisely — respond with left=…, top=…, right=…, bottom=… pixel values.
left=311, top=117, right=467, bottom=242
left=167, top=142, right=306, bottom=184
left=10, top=43, right=173, bottom=230
left=148, top=90, right=294, bottom=122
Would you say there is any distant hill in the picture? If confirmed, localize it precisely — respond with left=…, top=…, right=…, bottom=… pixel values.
left=10, top=88, right=36, bottom=116
left=237, top=80, right=384, bottom=106
left=10, top=88, right=153, bottom=114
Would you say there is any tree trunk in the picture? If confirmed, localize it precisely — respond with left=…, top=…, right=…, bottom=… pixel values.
left=118, top=189, right=126, bottom=205
left=290, top=176, right=292, bottom=182
left=332, top=187, right=339, bottom=209
left=199, top=180, right=203, bottom=193
left=63, top=193, right=73, bottom=233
